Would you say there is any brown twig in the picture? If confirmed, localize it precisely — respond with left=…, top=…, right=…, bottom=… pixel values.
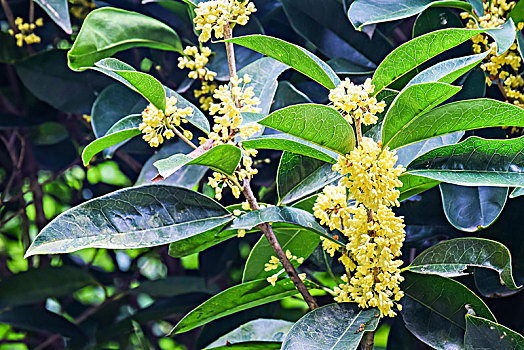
left=1, top=0, right=16, bottom=32
left=363, top=331, right=374, bottom=350
left=223, top=23, right=237, bottom=81
left=29, top=0, right=34, bottom=23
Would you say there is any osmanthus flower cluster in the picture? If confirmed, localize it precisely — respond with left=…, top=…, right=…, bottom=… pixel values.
left=193, top=0, right=257, bottom=42
left=139, top=96, right=194, bottom=147
left=8, top=17, right=43, bottom=47
left=204, top=74, right=262, bottom=200
left=461, top=0, right=524, bottom=108
left=178, top=46, right=219, bottom=111
left=313, top=79, right=406, bottom=317
left=265, top=250, right=305, bottom=286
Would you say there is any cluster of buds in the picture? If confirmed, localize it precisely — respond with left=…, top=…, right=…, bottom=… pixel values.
left=461, top=0, right=524, bottom=108
left=265, top=250, right=305, bottom=286
left=69, top=0, right=96, bottom=20
left=139, top=96, right=194, bottom=147
left=8, top=17, right=43, bottom=47
left=313, top=79, right=406, bottom=317
left=193, top=0, right=257, bottom=42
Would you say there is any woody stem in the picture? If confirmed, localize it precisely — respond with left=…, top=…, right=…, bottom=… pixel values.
left=223, top=21, right=318, bottom=311
left=1, top=0, right=16, bottom=32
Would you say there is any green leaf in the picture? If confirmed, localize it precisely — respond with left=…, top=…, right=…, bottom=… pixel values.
left=170, top=278, right=317, bottom=334
left=68, top=7, right=182, bottom=70
left=153, top=144, right=242, bottom=179
left=401, top=271, right=496, bottom=350
left=260, top=104, right=355, bottom=155
left=348, top=0, right=475, bottom=31
left=206, top=342, right=280, bottom=350
left=91, top=83, right=147, bottom=138
left=25, top=185, right=232, bottom=256
left=465, top=315, right=524, bottom=349
left=382, top=82, right=462, bottom=150
left=131, top=276, right=216, bottom=297
left=237, top=57, right=289, bottom=115
left=509, top=0, right=524, bottom=25
left=282, top=303, right=380, bottom=350
left=413, top=7, right=465, bottom=38
left=206, top=319, right=293, bottom=349
left=90, top=58, right=166, bottom=111
left=371, top=28, right=485, bottom=94
left=518, top=30, right=524, bottom=61
left=407, top=52, right=489, bottom=87
left=82, top=114, right=142, bottom=166
left=272, top=81, right=312, bottom=112
left=488, top=19, right=516, bottom=56
left=510, top=186, right=524, bottom=198
left=408, top=238, right=519, bottom=289
left=0, top=306, right=85, bottom=339
left=168, top=222, right=236, bottom=258
left=242, top=135, right=337, bottom=163
left=396, top=132, right=464, bottom=167
left=327, top=57, right=374, bottom=76
left=277, top=153, right=341, bottom=205
left=398, top=174, right=440, bottom=201
left=243, top=228, right=320, bottom=282
left=0, top=266, right=97, bottom=309
left=223, top=35, right=340, bottom=89
left=407, top=136, right=524, bottom=187
left=393, top=98, right=524, bottom=150
left=34, top=0, right=72, bottom=34
left=439, top=184, right=508, bottom=232
left=135, top=141, right=207, bottom=188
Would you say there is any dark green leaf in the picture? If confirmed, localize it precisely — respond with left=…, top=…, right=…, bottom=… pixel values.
left=488, top=19, right=516, bottom=55
left=510, top=186, right=524, bottom=198
left=518, top=31, right=524, bottom=61
left=408, top=237, right=519, bottom=289
left=348, top=0, right=475, bottom=31
left=509, top=0, right=524, bottom=23
left=260, top=104, right=355, bottom=155
left=243, top=228, right=320, bottom=282
left=382, top=82, right=462, bottom=150
left=205, top=319, right=293, bottom=348
left=154, top=144, right=242, bottom=179
left=465, top=315, right=524, bottom=350
left=413, top=7, right=464, bottom=38
left=68, top=7, right=182, bottom=70
left=0, top=266, right=97, bottom=309
left=242, top=135, right=337, bottom=163
left=398, top=174, right=440, bottom=201
left=282, top=303, right=380, bottom=350
left=387, top=99, right=524, bottom=150
left=35, top=0, right=72, bottom=34
left=223, top=35, right=340, bottom=89
left=25, top=185, right=232, bottom=256
left=272, top=81, right=312, bottom=112
left=82, top=114, right=142, bottom=166
left=277, top=153, right=341, bottom=205
left=371, top=28, right=484, bottom=94
left=407, top=136, right=524, bottom=187
left=168, top=222, right=236, bottom=257
left=439, top=184, right=508, bottom=232
left=396, top=132, right=464, bottom=168
left=131, top=276, right=216, bottom=297
left=401, top=271, right=495, bottom=350
left=327, top=57, right=374, bottom=76
left=170, top=278, right=317, bottom=334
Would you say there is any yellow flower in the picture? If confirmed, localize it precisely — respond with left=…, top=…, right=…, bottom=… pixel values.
left=139, top=96, right=194, bottom=147
left=313, top=184, right=349, bottom=231
left=334, top=137, right=404, bottom=210
left=237, top=229, right=246, bottom=238
left=194, top=0, right=257, bottom=42
left=10, top=17, right=42, bottom=47
left=267, top=274, right=278, bottom=286
left=179, top=45, right=217, bottom=81
left=264, top=256, right=280, bottom=271
left=329, top=78, right=386, bottom=125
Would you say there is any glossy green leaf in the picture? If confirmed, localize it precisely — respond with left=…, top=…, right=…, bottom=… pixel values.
left=509, top=0, right=524, bottom=23
left=243, top=228, right=320, bottom=282
left=396, top=132, right=464, bottom=168
left=131, top=276, right=215, bottom=297
left=371, top=28, right=485, bottom=94
left=277, top=153, right=341, bottom=205
left=382, top=82, right=462, bottom=150
left=407, top=136, right=524, bottom=187
left=465, top=315, right=524, bottom=350
left=242, top=135, right=337, bottom=163
left=387, top=99, right=524, bottom=150
left=401, top=271, right=495, bottom=350
left=440, top=184, right=508, bottom=232
left=91, top=83, right=147, bottom=138
left=398, top=174, right=440, bottom=201
left=223, top=35, right=340, bottom=89
left=406, top=52, right=489, bottom=87
left=206, top=319, right=293, bottom=349
left=327, top=57, right=374, bottom=76
left=488, top=19, right=516, bottom=55
left=90, top=58, right=166, bottom=111
left=272, top=81, right=312, bottom=112
left=136, top=141, right=207, bottom=188
left=260, top=104, right=355, bottom=155
left=82, top=114, right=141, bottom=166
left=237, top=57, right=289, bottom=115
left=25, top=185, right=232, bottom=256
left=153, top=144, right=241, bottom=179
left=0, top=266, right=97, bottom=309
left=413, top=7, right=465, bottom=38
left=68, top=7, right=182, bottom=70
left=35, top=0, right=72, bottom=34
left=510, top=186, right=524, bottom=198
left=348, top=0, right=475, bottom=31
left=282, top=303, right=380, bottom=350
left=168, top=222, right=236, bottom=258
left=408, top=238, right=519, bottom=289
left=170, top=278, right=317, bottom=334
